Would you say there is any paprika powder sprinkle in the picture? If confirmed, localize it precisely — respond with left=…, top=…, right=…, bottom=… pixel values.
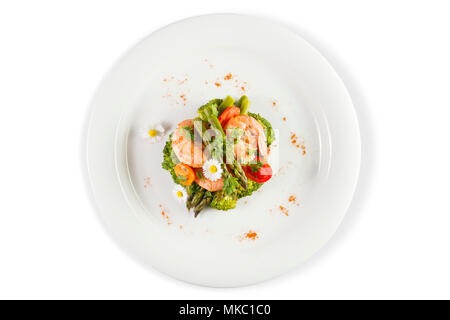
left=239, top=230, right=259, bottom=241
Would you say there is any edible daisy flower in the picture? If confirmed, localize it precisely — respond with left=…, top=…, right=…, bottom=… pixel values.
left=173, top=185, right=187, bottom=203
left=202, top=159, right=223, bottom=181
left=139, top=124, right=165, bottom=143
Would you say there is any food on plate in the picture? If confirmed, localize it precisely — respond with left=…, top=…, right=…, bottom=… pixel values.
left=161, top=96, right=274, bottom=217
left=174, top=163, right=196, bottom=186
left=171, top=119, right=206, bottom=168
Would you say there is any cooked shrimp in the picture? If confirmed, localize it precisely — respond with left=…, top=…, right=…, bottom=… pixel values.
left=194, top=169, right=224, bottom=191
left=171, top=119, right=206, bottom=168
left=224, top=115, right=268, bottom=164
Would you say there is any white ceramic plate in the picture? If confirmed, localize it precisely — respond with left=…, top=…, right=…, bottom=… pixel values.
left=86, top=14, right=360, bottom=287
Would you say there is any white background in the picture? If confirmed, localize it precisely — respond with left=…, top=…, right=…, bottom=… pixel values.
left=1, top=0, right=449, bottom=299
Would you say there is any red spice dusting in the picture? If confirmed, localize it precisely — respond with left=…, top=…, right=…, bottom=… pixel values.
left=161, top=75, right=190, bottom=106
left=177, top=78, right=188, bottom=86
left=229, top=77, right=249, bottom=92
left=245, top=230, right=259, bottom=240
left=224, top=73, right=233, bottom=80
left=239, top=230, right=259, bottom=242
left=144, top=177, right=152, bottom=189
left=202, top=58, right=214, bottom=68
left=246, top=231, right=258, bottom=240
left=279, top=205, right=289, bottom=216
left=289, top=195, right=300, bottom=206
left=159, top=204, right=171, bottom=225
left=290, top=132, right=307, bottom=155
left=214, top=82, right=221, bottom=87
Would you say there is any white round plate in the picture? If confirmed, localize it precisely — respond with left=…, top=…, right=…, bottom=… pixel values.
left=86, top=14, right=360, bottom=287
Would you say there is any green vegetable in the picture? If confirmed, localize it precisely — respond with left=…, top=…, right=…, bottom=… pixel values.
left=222, top=166, right=240, bottom=196
left=248, top=112, right=274, bottom=147
left=209, top=192, right=237, bottom=210
left=230, top=163, right=248, bottom=190
left=237, top=180, right=262, bottom=199
left=161, top=134, right=181, bottom=185
left=190, top=189, right=206, bottom=208
left=194, top=193, right=212, bottom=217
left=218, top=95, right=235, bottom=114
left=235, top=95, right=245, bottom=108
left=239, top=95, right=250, bottom=115
left=197, top=100, right=224, bottom=136
left=185, top=183, right=200, bottom=209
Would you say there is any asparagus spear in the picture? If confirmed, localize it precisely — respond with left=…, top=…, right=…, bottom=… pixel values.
left=235, top=95, right=245, bottom=108
left=194, top=194, right=212, bottom=217
left=239, top=95, right=250, bottom=115
left=185, top=184, right=194, bottom=209
left=211, top=190, right=225, bottom=203
left=218, top=95, right=235, bottom=113
left=230, top=163, right=248, bottom=189
left=190, top=188, right=205, bottom=209
left=185, top=189, right=196, bottom=210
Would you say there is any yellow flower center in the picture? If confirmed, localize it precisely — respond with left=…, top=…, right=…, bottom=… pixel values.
left=148, top=129, right=158, bottom=137
left=209, top=165, right=217, bottom=173
left=176, top=191, right=183, bottom=198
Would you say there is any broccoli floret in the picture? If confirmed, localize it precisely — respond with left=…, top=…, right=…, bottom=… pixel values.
left=237, top=180, right=262, bottom=199
left=209, top=194, right=237, bottom=210
left=161, top=134, right=181, bottom=185
left=198, top=99, right=221, bottom=120
left=248, top=112, right=274, bottom=147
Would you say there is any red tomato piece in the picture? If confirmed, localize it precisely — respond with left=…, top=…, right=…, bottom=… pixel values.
left=243, top=160, right=273, bottom=183
left=218, top=106, right=241, bottom=128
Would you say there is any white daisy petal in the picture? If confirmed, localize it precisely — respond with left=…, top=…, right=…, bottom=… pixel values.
left=139, top=124, right=166, bottom=143
left=202, top=159, right=223, bottom=181
left=173, top=185, right=187, bottom=203
left=155, top=124, right=165, bottom=134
